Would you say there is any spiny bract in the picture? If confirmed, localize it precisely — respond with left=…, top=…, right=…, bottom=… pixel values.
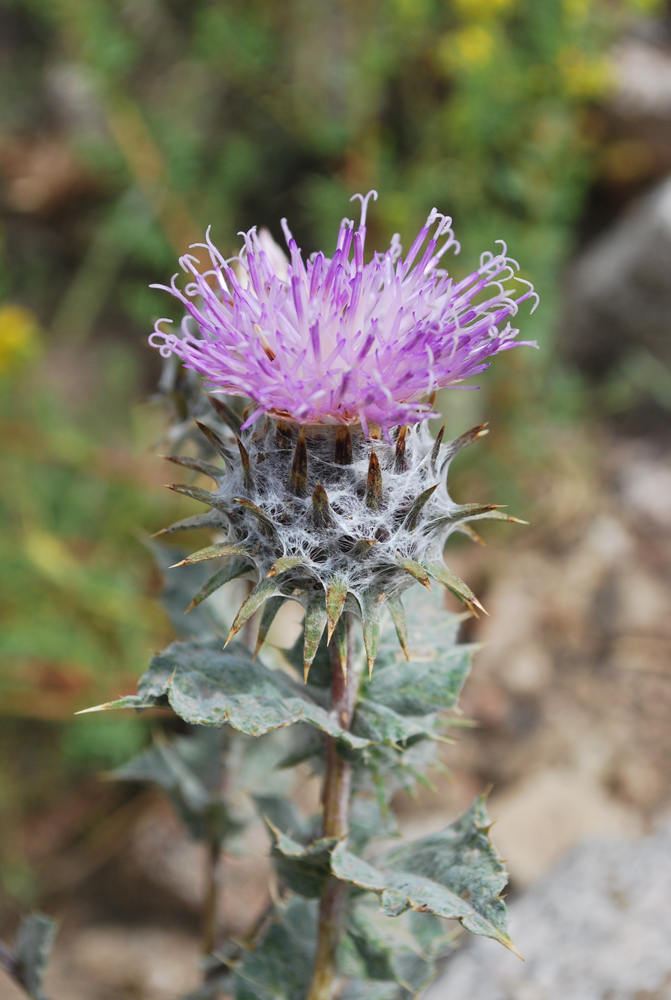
left=160, top=399, right=522, bottom=679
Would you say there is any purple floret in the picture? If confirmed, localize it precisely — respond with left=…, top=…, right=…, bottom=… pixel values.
left=149, top=191, right=538, bottom=432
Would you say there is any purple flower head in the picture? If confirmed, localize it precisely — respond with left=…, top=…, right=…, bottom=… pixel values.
left=149, top=192, right=538, bottom=432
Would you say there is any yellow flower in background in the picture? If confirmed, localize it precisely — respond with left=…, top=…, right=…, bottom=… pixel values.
left=439, top=24, right=495, bottom=71
left=0, top=304, right=42, bottom=374
left=557, top=46, right=614, bottom=99
left=453, top=0, right=517, bottom=19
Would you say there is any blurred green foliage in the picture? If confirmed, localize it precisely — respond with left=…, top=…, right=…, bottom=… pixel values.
left=0, top=0, right=662, bottom=907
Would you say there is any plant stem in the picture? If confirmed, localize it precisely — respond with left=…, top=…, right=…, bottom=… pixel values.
left=307, top=614, right=361, bottom=1000
left=202, top=832, right=222, bottom=956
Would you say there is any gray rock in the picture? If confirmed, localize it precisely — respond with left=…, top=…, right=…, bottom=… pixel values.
left=560, top=178, right=671, bottom=374
left=424, top=822, right=671, bottom=1000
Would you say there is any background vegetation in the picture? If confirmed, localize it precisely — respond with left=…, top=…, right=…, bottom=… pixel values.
left=0, top=0, right=662, bottom=918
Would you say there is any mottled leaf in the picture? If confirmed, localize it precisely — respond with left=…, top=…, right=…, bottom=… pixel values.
left=232, top=899, right=316, bottom=1000
left=267, top=823, right=336, bottom=898
left=13, top=914, right=57, bottom=1000
left=331, top=796, right=516, bottom=954
left=82, top=640, right=369, bottom=748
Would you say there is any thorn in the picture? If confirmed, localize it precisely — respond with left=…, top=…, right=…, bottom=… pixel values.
left=430, top=424, right=445, bottom=473
left=394, top=426, right=408, bottom=474
left=237, top=436, right=255, bottom=492
left=207, top=395, right=242, bottom=434
left=290, top=428, right=308, bottom=496
left=311, top=483, right=334, bottom=528
left=194, top=419, right=234, bottom=463
left=365, top=449, right=382, bottom=511
left=396, top=555, right=431, bottom=589
left=162, top=454, right=222, bottom=480
left=404, top=483, right=439, bottom=530
left=334, top=425, right=353, bottom=466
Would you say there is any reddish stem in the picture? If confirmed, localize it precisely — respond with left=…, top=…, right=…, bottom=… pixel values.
left=306, top=615, right=361, bottom=1000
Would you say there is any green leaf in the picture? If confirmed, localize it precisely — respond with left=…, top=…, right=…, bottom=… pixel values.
left=188, top=556, right=255, bottom=612
left=226, top=577, right=282, bottom=643
left=331, top=796, right=516, bottom=954
left=83, top=640, right=370, bottom=748
left=347, top=904, right=450, bottom=998
left=423, top=560, right=486, bottom=616
left=254, top=595, right=285, bottom=656
left=360, top=588, right=383, bottom=676
left=232, top=899, right=316, bottom=1000
left=303, top=591, right=328, bottom=681
left=171, top=542, right=249, bottom=568
left=266, top=823, right=336, bottom=898
left=115, top=730, right=241, bottom=843
left=14, top=914, right=57, bottom=1000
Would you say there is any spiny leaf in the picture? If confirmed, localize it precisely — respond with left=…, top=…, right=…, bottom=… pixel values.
left=237, top=436, right=255, bottom=492
left=231, top=898, right=316, bottom=1000
left=366, top=449, right=383, bottom=512
left=194, top=419, right=236, bottom=464
left=424, top=560, right=486, bottom=617
left=326, top=576, right=348, bottom=643
left=332, top=615, right=348, bottom=680
left=167, top=482, right=229, bottom=515
left=290, top=428, right=308, bottom=496
left=81, top=639, right=370, bottom=748
left=186, top=557, right=254, bottom=613
left=303, top=592, right=328, bottom=682
left=235, top=497, right=276, bottom=534
left=255, top=596, right=285, bottom=657
left=311, top=483, right=334, bottom=528
left=171, top=542, right=248, bottom=568
left=394, top=426, right=408, bottom=474
left=439, top=423, right=489, bottom=473
left=403, top=484, right=438, bottom=530
left=456, top=523, right=486, bottom=546
left=430, top=424, right=445, bottom=474
left=395, top=555, right=431, bottom=589
left=267, top=555, right=304, bottom=577
left=162, top=454, right=223, bottom=480
left=226, top=578, right=282, bottom=644
left=207, top=394, right=242, bottom=434
left=386, top=596, right=409, bottom=659
left=472, top=509, right=528, bottom=526
left=361, top=588, right=383, bottom=677
left=335, top=425, right=353, bottom=465
left=331, top=796, right=518, bottom=956
left=152, top=512, right=218, bottom=537
left=266, top=820, right=336, bottom=898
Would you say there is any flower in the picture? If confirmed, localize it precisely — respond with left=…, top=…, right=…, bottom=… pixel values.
left=150, top=191, right=537, bottom=432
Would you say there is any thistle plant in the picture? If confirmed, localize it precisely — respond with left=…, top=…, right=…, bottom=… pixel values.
left=6, top=193, right=535, bottom=1000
